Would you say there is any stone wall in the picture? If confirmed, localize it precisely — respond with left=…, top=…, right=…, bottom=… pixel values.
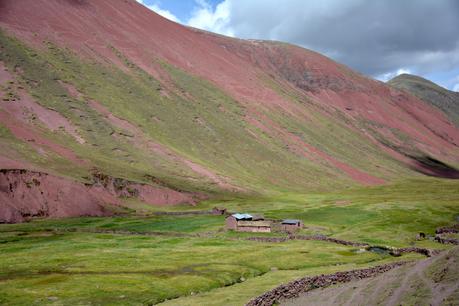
left=245, top=262, right=408, bottom=306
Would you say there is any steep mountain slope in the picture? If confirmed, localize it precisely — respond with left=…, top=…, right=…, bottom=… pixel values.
left=388, top=74, right=459, bottom=126
left=0, top=0, right=459, bottom=221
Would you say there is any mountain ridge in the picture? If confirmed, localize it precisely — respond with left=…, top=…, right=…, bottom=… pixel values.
left=388, top=73, right=459, bottom=126
left=0, top=0, right=459, bottom=221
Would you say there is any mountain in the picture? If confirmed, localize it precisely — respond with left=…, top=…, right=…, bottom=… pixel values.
left=1, top=0, right=459, bottom=222
left=388, top=74, right=459, bottom=126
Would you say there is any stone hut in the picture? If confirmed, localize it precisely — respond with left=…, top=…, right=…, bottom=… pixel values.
left=211, top=207, right=227, bottom=215
left=281, top=219, right=303, bottom=232
left=225, top=213, right=271, bottom=233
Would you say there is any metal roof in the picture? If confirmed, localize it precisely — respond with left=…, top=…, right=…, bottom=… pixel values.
left=281, top=219, right=301, bottom=225
left=232, top=213, right=253, bottom=220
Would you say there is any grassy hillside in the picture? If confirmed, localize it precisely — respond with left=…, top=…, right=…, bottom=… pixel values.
left=0, top=28, right=414, bottom=196
left=388, top=74, right=459, bottom=126
left=0, top=1, right=458, bottom=217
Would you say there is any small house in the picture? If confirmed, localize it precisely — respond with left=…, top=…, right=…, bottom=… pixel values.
left=225, top=213, right=271, bottom=232
left=281, top=219, right=303, bottom=232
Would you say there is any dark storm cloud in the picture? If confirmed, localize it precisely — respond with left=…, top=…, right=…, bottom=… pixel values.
left=220, top=0, right=459, bottom=79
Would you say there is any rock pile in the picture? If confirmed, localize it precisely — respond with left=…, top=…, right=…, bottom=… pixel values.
left=246, top=237, right=289, bottom=243
left=434, top=224, right=459, bottom=245
left=435, top=224, right=459, bottom=234
left=434, top=236, right=459, bottom=245
left=391, top=247, right=439, bottom=257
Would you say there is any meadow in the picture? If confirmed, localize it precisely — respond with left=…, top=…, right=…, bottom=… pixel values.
left=0, top=178, right=458, bottom=305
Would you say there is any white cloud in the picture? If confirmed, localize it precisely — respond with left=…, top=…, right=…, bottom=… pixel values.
left=377, top=68, right=411, bottom=82
left=452, top=76, right=459, bottom=92
left=134, top=0, right=459, bottom=86
left=184, top=0, right=459, bottom=82
left=136, top=0, right=181, bottom=23
left=187, top=0, right=234, bottom=37
left=443, top=75, right=459, bottom=91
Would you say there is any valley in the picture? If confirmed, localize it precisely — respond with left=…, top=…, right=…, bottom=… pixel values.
left=1, top=178, right=458, bottom=305
left=0, top=1, right=458, bottom=305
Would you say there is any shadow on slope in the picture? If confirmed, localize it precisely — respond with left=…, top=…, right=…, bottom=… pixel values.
left=409, top=154, right=459, bottom=179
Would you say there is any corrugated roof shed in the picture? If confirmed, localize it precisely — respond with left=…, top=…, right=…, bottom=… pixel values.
left=231, top=213, right=253, bottom=220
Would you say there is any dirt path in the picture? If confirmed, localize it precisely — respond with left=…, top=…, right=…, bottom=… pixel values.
left=246, top=261, right=408, bottom=306
left=385, top=259, right=427, bottom=306
left=280, top=247, right=459, bottom=306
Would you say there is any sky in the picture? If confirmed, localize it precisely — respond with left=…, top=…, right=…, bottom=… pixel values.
left=136, top=0, right=459, bottom=91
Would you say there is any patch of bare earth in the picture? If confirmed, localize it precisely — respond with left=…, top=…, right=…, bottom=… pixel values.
left=282, top=247, right=459, bottom=306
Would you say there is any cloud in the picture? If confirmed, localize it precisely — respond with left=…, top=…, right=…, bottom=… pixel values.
left=136, top=0, right=180, bottom=23
left=452, top=76, right=459, bottom=92
left=377, top=68, right=411, bottom=82
left=184, top=0, right=459, bottom=80
left=187, top=0, right=234, bottom=37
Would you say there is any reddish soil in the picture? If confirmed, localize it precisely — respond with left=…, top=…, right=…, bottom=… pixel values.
left=0, top=169, right=203, bottom=223
left=246, top=112, right=384, bottom=184
left=0, top=110, right=87, bottom=165
left=0, top=0, right=458, bottom=188
left=90, top=171, right=202, bottom=207
left=0, top=61, right=13, bottom=83
left=0, top=63, right=85, bottom=144
left=0, top=169, right=118, bottom=223
left=0, top=155, right=31, bottom=170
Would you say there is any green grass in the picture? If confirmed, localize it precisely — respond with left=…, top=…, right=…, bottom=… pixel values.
left=0, top=231, right=413, bottom=305
left=0, top=178, right=458, bottom=305
left=0, top=215, right=225, bottom=235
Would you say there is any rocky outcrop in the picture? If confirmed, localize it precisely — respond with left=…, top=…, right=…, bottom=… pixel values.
left=0, top=169, right=203, bottom=223
left=0, top=169, right=118, bottom=223
left=245, top=262, right=408, bottom=306
left=90, top=170, right=203, bottom=206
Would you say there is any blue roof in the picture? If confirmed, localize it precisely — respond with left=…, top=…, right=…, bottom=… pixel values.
left=232, top=213, right=253, bottom=220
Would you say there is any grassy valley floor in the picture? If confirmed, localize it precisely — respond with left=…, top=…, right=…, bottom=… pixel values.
left=0, top=178, right=458, bottom=305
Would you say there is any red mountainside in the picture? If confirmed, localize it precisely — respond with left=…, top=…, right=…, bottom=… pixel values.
left=0, top=0, right=458, bottom=222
